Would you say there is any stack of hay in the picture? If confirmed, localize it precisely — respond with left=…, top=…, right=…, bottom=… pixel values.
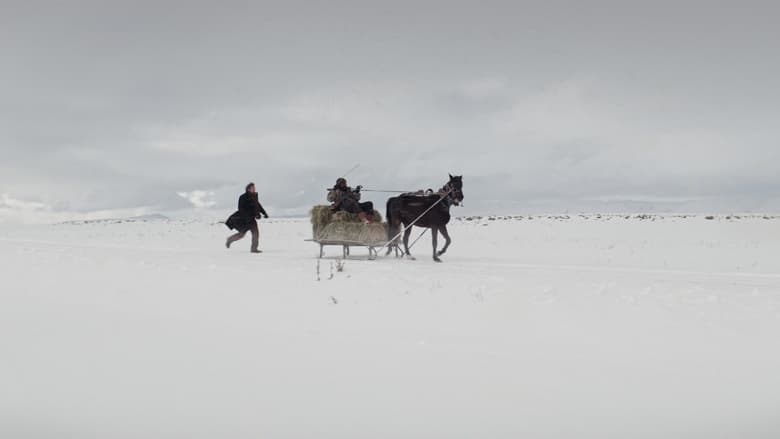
left=310, top=205, right=386, bottom=243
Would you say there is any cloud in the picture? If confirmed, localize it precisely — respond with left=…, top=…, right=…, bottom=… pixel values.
left=176, top=190, right=217, bottom=209
left=0, top=193, right=46, bottom=211
left=0, top=193, right=158, bottom=224
left=2, top=1, right=779, bottom=219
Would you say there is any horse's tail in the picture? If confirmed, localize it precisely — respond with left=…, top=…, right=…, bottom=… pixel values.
left=386, top=197, right=398, bottom=242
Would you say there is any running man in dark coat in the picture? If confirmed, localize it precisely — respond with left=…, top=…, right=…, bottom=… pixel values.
left=226, top=182, right=268, bottom=253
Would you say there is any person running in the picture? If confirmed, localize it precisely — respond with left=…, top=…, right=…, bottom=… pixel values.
left=225, top=182, right=268, bottom=253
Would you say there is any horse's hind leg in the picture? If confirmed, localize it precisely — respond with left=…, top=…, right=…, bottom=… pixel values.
left=432, top=228, right=442, bottom=262
left=386, top=218, right=399, bottom=256
left=437, top=225, right=452, bottom=257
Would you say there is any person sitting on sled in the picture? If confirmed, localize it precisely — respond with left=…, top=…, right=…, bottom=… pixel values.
left=327, top=177, right=374, bottom=224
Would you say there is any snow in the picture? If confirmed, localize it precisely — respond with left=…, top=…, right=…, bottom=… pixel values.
left=1, top=215, right=779, bottom=438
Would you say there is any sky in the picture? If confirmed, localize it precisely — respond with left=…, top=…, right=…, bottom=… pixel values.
left=2, top=0, right=779, bottom=222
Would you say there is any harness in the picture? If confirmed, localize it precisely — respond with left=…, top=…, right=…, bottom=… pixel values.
left=439, top=182, right=461, bottom=207
left=381, top=186, right=455, bottom=252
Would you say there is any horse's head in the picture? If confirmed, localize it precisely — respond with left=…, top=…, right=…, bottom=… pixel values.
left=446, top=174, right=464, bottom=206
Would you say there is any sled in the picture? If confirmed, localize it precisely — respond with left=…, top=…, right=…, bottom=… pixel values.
left=308, top=205, right=401, bottom=260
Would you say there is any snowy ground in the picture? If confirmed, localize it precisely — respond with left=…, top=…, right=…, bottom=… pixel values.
left=1, top=214, right=779, bottom=438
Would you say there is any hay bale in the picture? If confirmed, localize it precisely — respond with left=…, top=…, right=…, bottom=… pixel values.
left=310, top=205, right=334, bottom=226
left=318, top=222, right=387, bottom=243
left=311, top=205, right=335, bottom=239
left=332, top=210, right=383, bottom=223
left=310, top=205, right=384, bottom=240
left=311, top=206, right=382, bottom=224
left=332, top=210, right=359, bottom=223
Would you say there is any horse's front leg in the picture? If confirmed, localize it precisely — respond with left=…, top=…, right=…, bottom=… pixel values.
left=386, top=242, right=401, bottom=257
left=437, top=225, right=452, bottom=257
left=403, top=227, right=414, bottom=259
left=432, top=227, right=442, bottom=262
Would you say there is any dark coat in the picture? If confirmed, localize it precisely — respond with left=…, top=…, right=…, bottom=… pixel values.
left=328, top=186, right=361, bottom=210
left=226, top=192, right=268, bottom=232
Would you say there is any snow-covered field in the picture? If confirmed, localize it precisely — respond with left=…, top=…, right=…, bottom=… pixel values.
left=2, top=215, right=779, bottom=438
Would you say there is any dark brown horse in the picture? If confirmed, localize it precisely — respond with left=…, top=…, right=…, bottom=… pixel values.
left=385, top=175, right=464, bottom=262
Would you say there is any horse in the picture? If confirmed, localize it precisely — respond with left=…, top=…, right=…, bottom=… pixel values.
left=385, top=174, right=464, bottom=262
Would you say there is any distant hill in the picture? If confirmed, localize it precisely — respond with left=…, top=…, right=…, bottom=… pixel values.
left=57, top=213, right=170, bottom=225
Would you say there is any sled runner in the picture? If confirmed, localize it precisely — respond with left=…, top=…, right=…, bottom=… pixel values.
left=305, top=238, right=392, bottom=260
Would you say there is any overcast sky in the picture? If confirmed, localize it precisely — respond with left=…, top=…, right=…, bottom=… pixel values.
left=2, top=0, right=779, bottom=221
